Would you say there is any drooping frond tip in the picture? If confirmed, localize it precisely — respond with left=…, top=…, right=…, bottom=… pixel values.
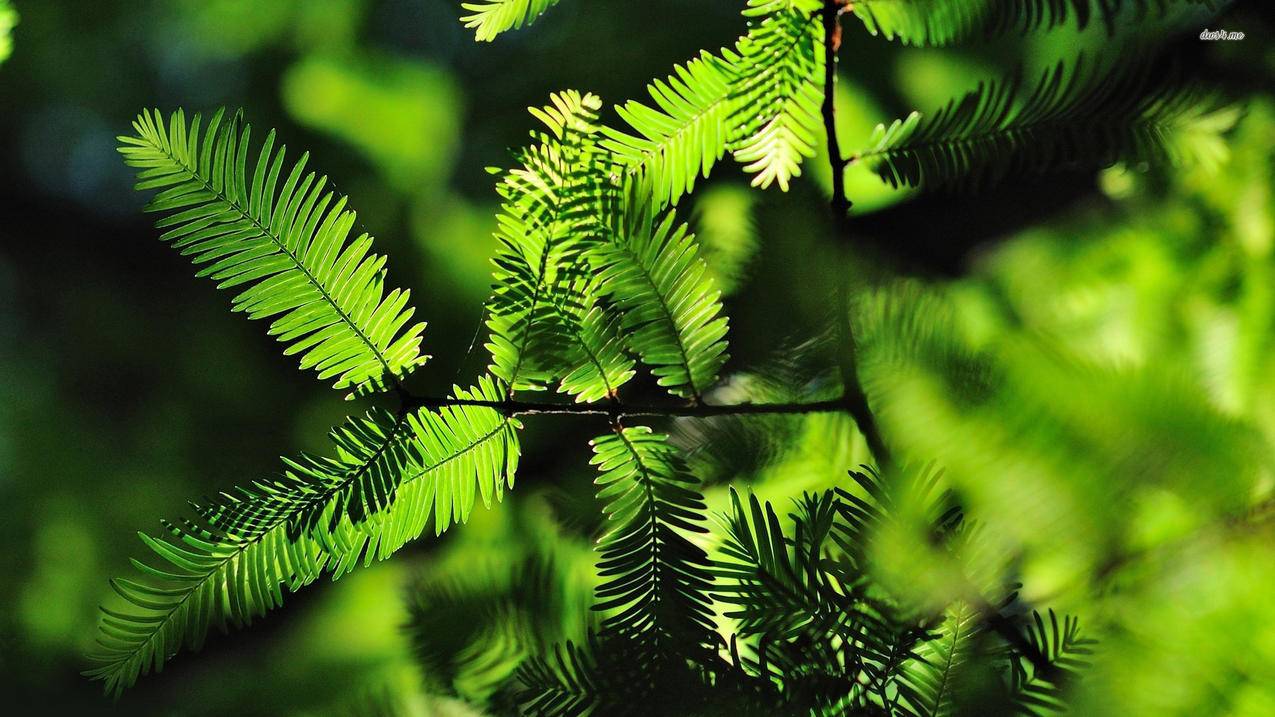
left=461, top=0, right=564, bottom=42
left=119, top=108, right=428, bottom=395
left=729, top=6, right=824, bottom=191
left=853, top=58, right=1239, bottom=191
left=602, top=5, right=823, bottom=209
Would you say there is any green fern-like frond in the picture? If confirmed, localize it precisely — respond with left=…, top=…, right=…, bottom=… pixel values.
left=715, top=488, right=929, bottom=714
left=895, top=601, right=982, bottom=717
left=517, top=638, right=600, bottom=717
left=87, top=377, right=520, bottom=696
left=601, top=50, right=737, bottom=210
left=729, top=8, right=823, bottom=191
left=517, top=432, right=719, bottom=715
left=460, top=0, right=563, bottom=42
left=485, top=91, right=618, bottom=393
left=551, top=278, right=636, bottom=403
left=119, top=108, right=427, bottom=394
left=200, top=407, right=415, bottom=538
left=714, top=490, right=861, bottom=640
left=854, top=58, right=1238, bottom=190
left=601, top=5, right=822, bottom=208
left=1007, top=610, right=1095, bottom=715
left=852, top=0, right=1223, bottom=46
left=207, top=376, right=520, bottom=540
left=409, top=555, right=567, bottom=706
left=590, top=209, right=729, bottom=401
left=590, top=428, right=715, bottom=637
left=590, top=427, right=716, bottom=661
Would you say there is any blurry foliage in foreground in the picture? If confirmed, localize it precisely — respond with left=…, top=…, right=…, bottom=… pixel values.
left=396, top=94, right=1275, bottom=717
left=0, top=0, right=15, bottom=65
left=853, top=99, right=1275, bottom=716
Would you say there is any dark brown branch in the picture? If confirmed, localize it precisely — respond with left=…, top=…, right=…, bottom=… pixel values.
left=819, top=0, right=1058, bottom=686
left=821, top=1, right=852, bottom=219
left=400, top=393, right=851, bottom=418
left=819, top=0, right=892, bottom=467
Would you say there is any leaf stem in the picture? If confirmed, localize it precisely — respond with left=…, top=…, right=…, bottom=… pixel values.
left=820, top=0, right=892, bottom=467
left=401, top=393, right=851, bottom=418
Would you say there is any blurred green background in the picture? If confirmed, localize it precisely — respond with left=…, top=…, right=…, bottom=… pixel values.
left=1, top=1, right=1273, bottom=714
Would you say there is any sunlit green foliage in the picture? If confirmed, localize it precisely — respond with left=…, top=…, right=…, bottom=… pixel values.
left=87, top=377, right=520, bottom=696
left=461, top=0, right=562, bottom=42
left=118, top=108, right=428, bottom=394
left=73, top=0, right=1274, bottom=715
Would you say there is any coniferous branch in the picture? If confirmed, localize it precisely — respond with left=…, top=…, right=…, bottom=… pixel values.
left=402, top=393, right=856, bottom=417
left=549, top=277, right=637, bottom=403
left=589, top=427, right=716, bottom=650
left=851, top=57, right=1239, bottom=191
left=488, top=95, right=729, bottom=405
left=87, top=378, right=520, bottom=696
left=88, top=0, right=1183, bottom=703
left=851, top=0, right=1225, bottom=46
left=518, top=427, right=718, bottom=715
left=201, top=407, right=415, bottom=538
left=601, top=50, right=736, bottom=210
left=729, top=6, right=826, bottom=191
left=460, top=0, right=563, bottom=41
left=712, top=489, right=933, bottom=715
left=714, top=490, right=874, bottom=643
left=119, top=108, right=428, bottom=395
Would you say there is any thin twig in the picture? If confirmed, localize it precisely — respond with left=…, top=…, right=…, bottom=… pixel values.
left=818, top=0, right=1058, bottom=685
left=819, top=0, right=891, bottom=467
left=401, top=393, right=852, bottom=418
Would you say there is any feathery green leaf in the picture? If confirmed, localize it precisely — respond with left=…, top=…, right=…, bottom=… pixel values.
left=1007, top=610, right=1095, bottom=715
left=729, top=8, right=824, bottom=191
left=119, top=108, right=427, bottom=394
left=852, top=0, right=1223, bottom=46
left=601, top=6, right=822, bottom=208
left=589, top=209, right=729, bottom=401
left=590, top=427, right=715, bottom=647
left=87, top=377, right=520, bottom=696
left=854, top=59, right=1238, bottom=190
left=485, top=91, right=625, bottom=395
left=461, top=0, right=563, bottom=42
left=601, top=50, right=736, bottom=210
